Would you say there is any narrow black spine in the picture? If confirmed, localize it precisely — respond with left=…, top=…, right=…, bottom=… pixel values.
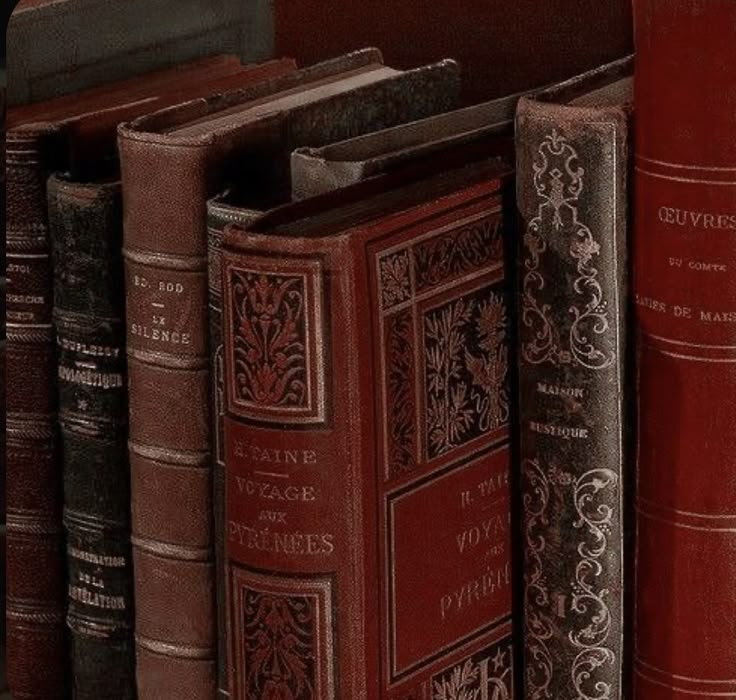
left=48, top=174, right=136, bottom=700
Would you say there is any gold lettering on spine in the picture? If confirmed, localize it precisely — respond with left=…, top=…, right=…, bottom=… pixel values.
left=228, top=522, right=335, bottom=556
left=68, top=586, right=126, bottom=611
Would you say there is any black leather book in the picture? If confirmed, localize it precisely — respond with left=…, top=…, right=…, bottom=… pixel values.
left=515, top=61, right=633, bottom=699
left=48, top=174, right=135, bottom=700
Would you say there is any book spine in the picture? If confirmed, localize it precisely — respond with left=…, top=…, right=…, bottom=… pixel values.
left=5, top=126, right=67, bottom=700
left=516, top=98, right=630, bottom=699
left=206, top=199, right=263, bottom=700
left=47, top=175, right=136, bottom=700
left=633, top=2, right=736, bottom=697
left=222, top=235, right=369, bottom=699
left=118, top=132, right=216, bottom=700
left=0, top=279, right=6, bottom=694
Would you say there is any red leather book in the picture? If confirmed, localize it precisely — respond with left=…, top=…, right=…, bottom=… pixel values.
left=221, top=161, right=516, bottom=699
left=633, top=1, right=736, bottom=698
left=5, top=56, right=296, bottom=700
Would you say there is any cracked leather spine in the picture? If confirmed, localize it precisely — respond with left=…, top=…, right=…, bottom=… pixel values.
left=633, top=2, right=736, bottom=696
left=119, top=133, right=217, bottom=700
left=48, top=175, right=136, bottom=700
left=516, top=97, right=631, bottom=699
left=5, top=124, right=68, bottom=700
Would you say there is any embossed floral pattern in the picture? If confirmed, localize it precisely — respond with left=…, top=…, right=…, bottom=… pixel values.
left=415, top=217, right=504, bottom=292
left=244, top=591, right=317, bottom=699
left=432, top=643, right=512, bottom=700
left=385, top=310, right=417, bottom=478
left=424, top=287, right=509, bottom=459
left=231, top=270, right=308, bottom=410
left=380, top=250, right=413, bottom=310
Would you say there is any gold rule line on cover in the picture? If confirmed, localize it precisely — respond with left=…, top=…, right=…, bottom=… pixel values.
left=635, top=167, right=736, bottom=186
left=636, top=657, right=736, bottom=686
left=636, top=154, right=736, bottom=173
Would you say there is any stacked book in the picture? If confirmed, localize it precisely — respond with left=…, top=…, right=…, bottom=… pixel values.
left=4, top=1, right=735, bottom=698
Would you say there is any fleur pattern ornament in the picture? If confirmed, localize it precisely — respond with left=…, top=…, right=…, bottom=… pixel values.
left=424, top=288, right=509, bottom=459
left=432, top=643, right=513, bottom=700
left=380, top=250, right=413, bottom=310
left=244, top=591, right=317, bottom=700
left=385, top=310, right=417, bottom=478
left=415, top=217, right=504, bottom=292
left=231, top=270, right=308, bottom=410
left=521, top=129, right=615, bottom=371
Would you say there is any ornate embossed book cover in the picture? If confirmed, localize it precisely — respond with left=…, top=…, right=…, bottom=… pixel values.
left=204, top=58, right=460, bottom=698
left=633, top=2, right=736, bottom=698
left=5, top=55, right=295, bottom=700
left=221, top=161, right=516, bottom=699
left=516, top=60, right=633, bottom=700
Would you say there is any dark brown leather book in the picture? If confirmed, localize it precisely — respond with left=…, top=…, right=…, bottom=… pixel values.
left=5, top=55, right=295, bottom=700
left=117, top=48, right=462, bottom=700
left=515, top=57, right=633, bottom=700
left=204, top=56, right=460, bottom=698
left=221, top=160, right=516, bottom=699
left=633, top=2, right=736, bottom=697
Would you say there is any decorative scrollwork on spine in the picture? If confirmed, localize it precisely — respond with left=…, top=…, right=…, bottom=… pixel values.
left=521, top=129, right=614, bottom=371
left=569, top=468, right=619, bottom=700
left=522, top=458, right=555, bottom=700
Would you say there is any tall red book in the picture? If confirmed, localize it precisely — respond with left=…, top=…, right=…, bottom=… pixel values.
left=634, top=1, right=736, bottom=697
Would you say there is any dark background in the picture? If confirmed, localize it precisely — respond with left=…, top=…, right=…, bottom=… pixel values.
left=4, top=0, right=632, bottom=106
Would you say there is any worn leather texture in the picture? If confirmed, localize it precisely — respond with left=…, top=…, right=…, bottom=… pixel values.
left=516, top=79, right=632, bottom=698
left=48, top=175, right=135, bottom=700
left=290, top=96, right=517, bottom=201
left=4, top=55, right=295, bottom=700
left=633, top=2, right=736, bottom=698
left=6, top=124, right=68, bottom=700
left=290, top=56, right=634, bottom=203
left=221, top=162, right=515, bottom=698
left=119, top=49, right=463, bottom=700
left=8, top=56, right=299, bottom=178
left=118, top=58, right=305, bottom=700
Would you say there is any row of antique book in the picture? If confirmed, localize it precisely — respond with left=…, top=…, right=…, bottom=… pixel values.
left=5, top=1, right=735, bottom=698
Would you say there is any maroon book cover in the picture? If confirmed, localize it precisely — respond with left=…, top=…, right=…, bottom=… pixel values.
left=222, top=162, right=516, bottom=699
left=633, top=1, right=736, bottom=697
